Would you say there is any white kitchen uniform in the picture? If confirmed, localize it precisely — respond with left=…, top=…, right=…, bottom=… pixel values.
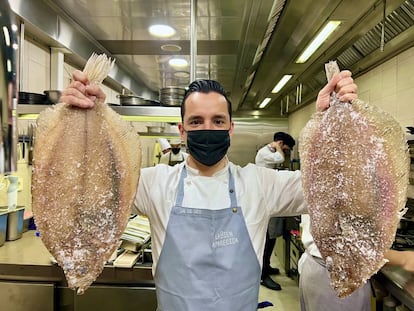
left=298, top=215, right=371, bottom=311
left=255, top=144, right=285, bottom=169
left=132, top=159, right=306, bottom=309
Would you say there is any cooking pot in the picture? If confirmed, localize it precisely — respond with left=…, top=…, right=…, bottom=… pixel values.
left=117, top=94, right=151, bottom=106
left=159, top=87, right=185, bottom=106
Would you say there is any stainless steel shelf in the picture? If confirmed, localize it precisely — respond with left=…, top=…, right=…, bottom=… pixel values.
left=17, top=104, right=181, bottom=117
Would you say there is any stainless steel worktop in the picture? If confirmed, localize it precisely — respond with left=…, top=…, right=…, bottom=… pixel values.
left=375, top=265, right=414, bottom=310
left=0, top=230, right=154, bottom=286
left=0, top=231, right=157, bottom=311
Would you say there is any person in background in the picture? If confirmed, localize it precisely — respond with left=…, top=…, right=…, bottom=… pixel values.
left=255, top=132, right=296, bottom=291
left=159, top=138, right=171, bottom=155
left=255, top=132, right=295, bottom=169
left=60, top=70, right=357, bottom=311
left=159, top=138, right=188, bottom=166
left=299, top=214, right=414, bottom=311
left=153, top=138, right=171, bottom=165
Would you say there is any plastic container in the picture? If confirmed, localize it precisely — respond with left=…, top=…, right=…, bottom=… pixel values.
left=6, top=206, right=24, bottom=241
left=0, top=211, right=8, bottom=246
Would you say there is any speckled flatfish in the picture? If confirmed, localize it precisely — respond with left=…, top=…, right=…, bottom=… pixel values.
left=32, top=53, right=141, bottom=294
left=299, top=61, right=409, bottom=297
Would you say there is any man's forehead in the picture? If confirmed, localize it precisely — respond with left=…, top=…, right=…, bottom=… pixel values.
left=186, top=91, right=226, bottom=102
left=185, top=93, right=228, bottom=111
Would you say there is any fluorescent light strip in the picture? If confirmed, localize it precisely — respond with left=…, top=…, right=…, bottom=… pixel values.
left=296, top=21, right=341, bottom=64
left=271, top=74, right=293, bottom=93
left=258, top=97, right=272, bottom=109
left=3, top=26, right=10, bottom=46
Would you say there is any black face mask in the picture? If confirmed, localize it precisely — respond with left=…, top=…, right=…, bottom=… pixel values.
left=171, top=147, right=181, bottom=155
left=186, top=129, right=230, bottom=166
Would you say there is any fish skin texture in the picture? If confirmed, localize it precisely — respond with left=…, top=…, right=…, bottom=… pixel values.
left=299, top=96, right=409, bottom=297
left=32, top=103, right=141, bottom=294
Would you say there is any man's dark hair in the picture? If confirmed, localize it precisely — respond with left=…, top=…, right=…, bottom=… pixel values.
left=274, top=132, right=295, bottom=149
left=181, top=79, right=232, bottom=121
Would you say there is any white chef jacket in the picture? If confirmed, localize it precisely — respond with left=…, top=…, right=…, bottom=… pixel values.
left=298, top=214, right=321, bottom=273
left=159, top=151, right=188, bottom=165
left=132, top=158, right=307, bottom=274
left=255, top=144, right=285, bottom=168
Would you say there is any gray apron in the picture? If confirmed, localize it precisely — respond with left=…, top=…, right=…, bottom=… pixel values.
left=154, top=166, right=261, bottom=311
left=299, top=252, right=371, bottom=311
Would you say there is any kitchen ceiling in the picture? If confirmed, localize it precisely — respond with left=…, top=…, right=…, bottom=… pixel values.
left=10, top=0, right=414, bottom=118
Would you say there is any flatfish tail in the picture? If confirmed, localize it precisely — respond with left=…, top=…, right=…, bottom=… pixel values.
left=32, top=54, right=141, bottom=294
left=299, top=61, right=409, bottom=297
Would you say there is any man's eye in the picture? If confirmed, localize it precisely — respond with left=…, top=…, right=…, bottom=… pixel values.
left=189, top=120, right=201, bottom=125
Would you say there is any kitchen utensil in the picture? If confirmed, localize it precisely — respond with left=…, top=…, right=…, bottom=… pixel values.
left=0, top=0, right=18, bottom=174
left=28, top=124, right=34, bottom=165
left=159, top=87, right=185, bottom=106
left=117, top=94, right=151, bottom=106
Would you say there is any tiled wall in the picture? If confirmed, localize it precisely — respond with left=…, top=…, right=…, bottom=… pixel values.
left=21, top=39, right=50, bottom=92
left=1, top=39, right=143, bottom=210
left=288, top=45, right=414, bottom=198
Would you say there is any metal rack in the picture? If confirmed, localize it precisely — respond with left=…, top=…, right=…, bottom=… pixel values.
left=17, top=104, right=181, bottom=118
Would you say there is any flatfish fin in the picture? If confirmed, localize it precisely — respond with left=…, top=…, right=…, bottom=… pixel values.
left=32, top=54, right=141, bottom=294
left=299, top=61, right=409, bottom=297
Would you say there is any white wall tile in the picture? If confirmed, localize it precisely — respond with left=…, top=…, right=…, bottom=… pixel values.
left=289, top=45, right=414, bottom=158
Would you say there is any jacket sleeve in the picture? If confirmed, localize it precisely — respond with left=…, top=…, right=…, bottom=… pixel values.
left=260, top=167, right=308, bottom=217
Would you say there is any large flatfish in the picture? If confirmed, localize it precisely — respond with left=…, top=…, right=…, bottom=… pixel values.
left=299, top=61, right=409, bottom=297
left=32, top=54, right=141, bottom=294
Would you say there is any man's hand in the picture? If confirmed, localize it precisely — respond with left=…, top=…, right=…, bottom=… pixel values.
left=385, top=249, right=414, bottom=272
left=316, top=70, right=358, bottom=112
left=60, top=70, right=106, bottom=108
left=270, top=141, right=284, bottom=153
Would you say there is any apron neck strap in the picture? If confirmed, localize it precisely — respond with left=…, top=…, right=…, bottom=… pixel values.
left=175, top=166, right=237, bottom=207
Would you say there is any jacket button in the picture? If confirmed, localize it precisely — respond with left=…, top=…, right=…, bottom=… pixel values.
left=232, top=208, right=237, bottom=213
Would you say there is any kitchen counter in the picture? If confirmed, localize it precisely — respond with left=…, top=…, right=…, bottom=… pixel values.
left=0, top=230, right=154, bottom=285
left=0, top=231, right=157, bottom=311
left=375, top=265, right=414, bottom=310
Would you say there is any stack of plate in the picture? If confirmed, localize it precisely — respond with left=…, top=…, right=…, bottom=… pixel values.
left=159, top=87, right=186, bottom=107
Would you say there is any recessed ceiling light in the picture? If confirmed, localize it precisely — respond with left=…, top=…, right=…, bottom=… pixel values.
left=161, top=44, right=182, bottom=52
left=148, top=24, right=176, bottom=38
left=169, top=58, right=188, bottom=67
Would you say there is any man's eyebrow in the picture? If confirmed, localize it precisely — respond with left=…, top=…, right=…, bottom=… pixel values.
left=214, top=114, right=227, bottom=119
left=186, top=115, right=202, bottom=121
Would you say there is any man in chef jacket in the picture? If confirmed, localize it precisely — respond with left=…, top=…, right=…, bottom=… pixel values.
left=153, top=138, right=171, bottom=165
left=159, top=139, right=188, bottom=166
left=255, top=131, right=295, bottom=291
left=61, top=71, right=357, bottom=311
left=159, top=138, right=171, bottom=155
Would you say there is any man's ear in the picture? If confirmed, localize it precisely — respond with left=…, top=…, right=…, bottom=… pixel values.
left=178, top=123, right=186, bottom=141
left=228, top=121, right=235, bottom=137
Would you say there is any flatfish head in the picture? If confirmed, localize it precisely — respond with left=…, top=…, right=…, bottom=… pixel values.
left=32, top=54, right=141, bottom=294
left=299, top=61, right=409, bottom=297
